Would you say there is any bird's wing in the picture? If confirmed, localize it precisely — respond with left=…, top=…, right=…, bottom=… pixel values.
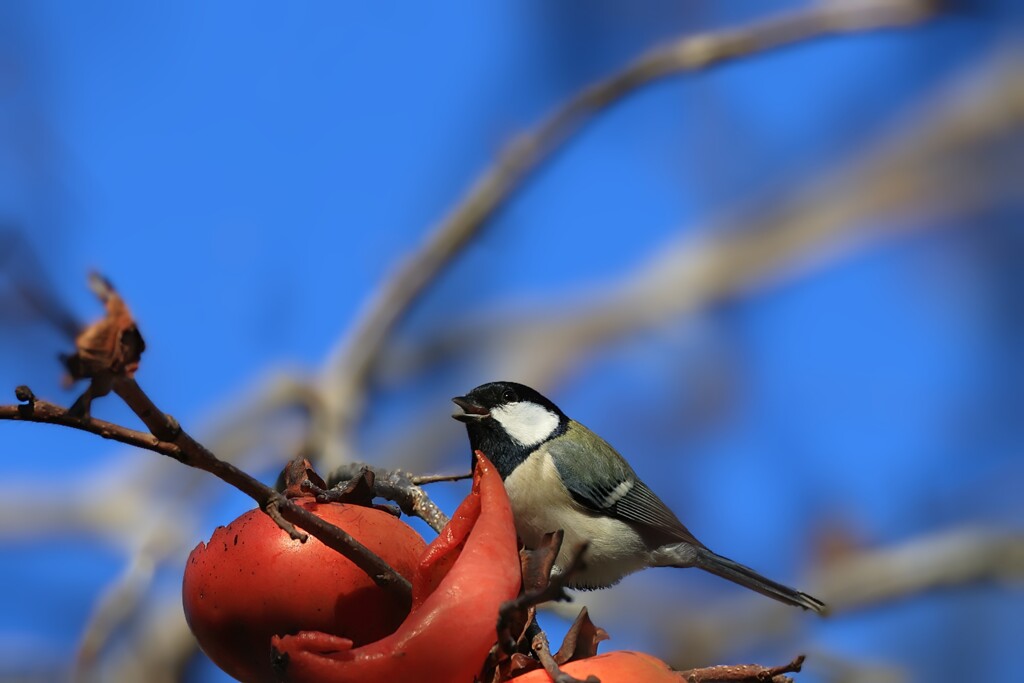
left=546, top=425, right=704, bottom=548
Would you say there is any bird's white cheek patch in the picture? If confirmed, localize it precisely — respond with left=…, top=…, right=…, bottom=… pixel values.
left=490, top=401, right=560, bottom=447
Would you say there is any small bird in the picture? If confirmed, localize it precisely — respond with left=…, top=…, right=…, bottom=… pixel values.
left=452, top=381, right=825, bottom=613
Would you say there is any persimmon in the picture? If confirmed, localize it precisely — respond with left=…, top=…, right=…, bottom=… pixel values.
left=272, top=452, right=522, bottom=683
left=508, top=651, right=683, bottom=682
left=183, top=497, right=425, bottom=683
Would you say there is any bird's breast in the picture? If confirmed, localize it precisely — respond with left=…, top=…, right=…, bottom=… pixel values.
left=503, top=449, right=649, bottom=588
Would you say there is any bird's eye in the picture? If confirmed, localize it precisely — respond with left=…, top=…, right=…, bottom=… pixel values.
left=501, top=388, right=517, bottom=402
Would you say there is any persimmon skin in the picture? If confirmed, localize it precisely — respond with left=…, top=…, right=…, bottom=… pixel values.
left=183, top=498, right=425, bottom=683
left=508, top=651, right=684, bottom=682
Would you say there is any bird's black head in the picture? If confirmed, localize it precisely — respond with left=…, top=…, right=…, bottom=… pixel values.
left=452, top=381, right=568, bottom=478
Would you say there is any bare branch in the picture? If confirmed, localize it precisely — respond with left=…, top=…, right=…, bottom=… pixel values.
left=531, top=631, right=599, bottom=683
left=0, top=4, right=960, bottom=679
left=323, top=463, right=452, bottom=533
left=298, top=463, right=450, bottom=533
left=96, top=595, right=197, bottom=683
left=75, top=554, right=156, bottom=681
left=379, top=47, right=1024, bottom=461
left=410, top=471, right=474, bottom=485
left=112, top=378, right=412, bottom=601
left=679, top=654, right=805, bottom=683
left=0, top=382, right=413, bottom=606
left=0, top=393, right=182, bottom=456
left=816, top=528, right=1024, bottom=611
left=542, top=528, right=1024, bottom=669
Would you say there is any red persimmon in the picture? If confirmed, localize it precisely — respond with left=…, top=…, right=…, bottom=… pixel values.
left=183, top=498, right=425, bottom=683
left=271, top=452, right=522, bottom=683
left=508, top=651, right=684, bottom=682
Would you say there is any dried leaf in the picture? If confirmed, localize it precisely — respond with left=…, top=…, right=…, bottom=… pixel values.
left=521, top=530, right=564, bottom=594
left=507, top=653, right=540, bottom=677
left=554, top=608, right=609, bottom=665
left=63, top=272, right=144, bottom=382
left=281, top=458, right=328, bottom=497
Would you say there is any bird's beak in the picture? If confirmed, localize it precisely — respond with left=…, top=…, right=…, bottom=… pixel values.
left=452, top=396, right=489, bottom=422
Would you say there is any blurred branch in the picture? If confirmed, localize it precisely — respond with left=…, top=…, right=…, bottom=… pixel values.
left=0, top=2, right=962, bottom=680
left=75, top=553, right=156, bottom=679
left=96, top=595, right=197, bottom=683
left=815, top=527, right=1024, bottom=611
left=543, top=528, right=1024, bottom=669
left=382, top=46, right=1024, bottom=448
left=0, top=229, right=82, bottom=338
left=313, top=0, right=938, bottom=469
left=90, top=38, right=1019, bottom=683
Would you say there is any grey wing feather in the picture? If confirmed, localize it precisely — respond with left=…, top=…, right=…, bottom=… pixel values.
left=546, top=428, right=635, bottom=509
left=547, top=424, right=703, bottom=548
left=614, top=480, right=704, bottom=548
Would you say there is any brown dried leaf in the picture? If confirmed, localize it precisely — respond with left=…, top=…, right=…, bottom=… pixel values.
left=507, top=653, right=540, bottom=677
left=63, top=272, right=144, bottom=382
left=281, top=458, right=328, bottom=497
left=322, top=466, right=376, bottom=506
left=495, top=530, right=566, bottom=656
left=521, top=530, right=564, bottom=594
left=553, top=607, right=609, bottom=665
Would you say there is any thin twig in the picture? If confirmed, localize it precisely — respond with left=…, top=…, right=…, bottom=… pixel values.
left=0, top=395, right=182, bottom=455
left=0, top=383, right=413, bottom=606
left=410, top=471, right=473, bottom=485
left=679, top=654, right=805, bottom=683
left=113, top=378, right=411, bottom=600
left=326, top=463, right=451, bottom=533
left=531, top=631, right=600, bottom=683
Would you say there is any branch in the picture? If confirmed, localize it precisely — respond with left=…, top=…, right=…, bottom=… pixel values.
left=541, top=528, right=1024, bottom=670
left=410, top=471, right=473, bottom=485
left=324, top=463, right=452, bottom=534
left=815, top=527, right=1024, bottom=611
left=314, top=0, right=938, bottom=468
left=97, top=594, right=197, bottom=683
left=0, top=383, right=413, bottom=607
left=375, top=46, right=1024, bottom=474
left=75, top=554, right=156, bottom=679
left=531, top=631, right=599, bottom=683
left=0, top=391, right=182, bottom=456
left=2, top=3, right=948, bottom=678
left=679, top=654, right=805, bottom=683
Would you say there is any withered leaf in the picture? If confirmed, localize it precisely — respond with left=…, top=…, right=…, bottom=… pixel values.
left=554, top=607, right=609, bottom=665
left=63, top=272, right=144, bottom=382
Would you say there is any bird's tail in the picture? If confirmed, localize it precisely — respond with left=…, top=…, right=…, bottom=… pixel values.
left=685, top=546, right=826, bottom=613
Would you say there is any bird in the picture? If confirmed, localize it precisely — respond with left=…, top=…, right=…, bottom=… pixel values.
left=451, top=380, right=825, bottom=613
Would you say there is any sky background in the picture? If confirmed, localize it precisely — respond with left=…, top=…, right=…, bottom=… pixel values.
left=1, top=1, right=1022, bottom=682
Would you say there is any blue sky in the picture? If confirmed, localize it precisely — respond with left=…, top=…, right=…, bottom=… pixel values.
left=1, top=2, right=1021, bottom=682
